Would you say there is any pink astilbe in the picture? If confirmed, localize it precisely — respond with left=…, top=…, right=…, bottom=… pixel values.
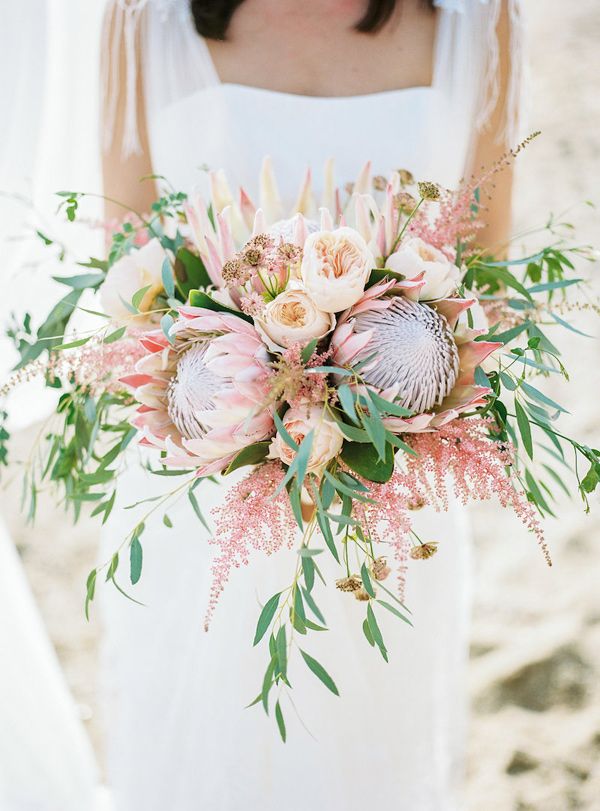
left=407, top=183, right=484, bottom=253
left=355, top=417, right=550, bottom=599
left=205, top=462, right=297, bottom=629
left=48, top=335, right=146, bottom=396
left=266, top=342, right=332, bottom=409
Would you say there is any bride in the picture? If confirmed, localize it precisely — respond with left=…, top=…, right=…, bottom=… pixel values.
left=100, top=1, right=520, bottom=809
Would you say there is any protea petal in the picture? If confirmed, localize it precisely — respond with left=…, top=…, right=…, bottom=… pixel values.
left=354, top=161, right=372, bottom=195
left=239, top=187, right=257, bottom=231
left=319, top=206, right=334, bottom=231
left=432, top=298, right=475, bottom=330
left=259, top=156, right=284, bottom=222
left=292, top=167, right=316, bottom=217
left=321, top=158, right=336, bottom=212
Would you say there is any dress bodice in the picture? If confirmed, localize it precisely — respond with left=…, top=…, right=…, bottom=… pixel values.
left=147, top=81, right=464, bottom=206
left=148, top=29, right=468, bottom=203
left=131, top=0, right=524, bottom=207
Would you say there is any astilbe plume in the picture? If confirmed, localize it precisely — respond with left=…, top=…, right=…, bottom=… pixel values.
left=355, top=418, right=550, bottom=600
left=47, top=336, right=145, bottom=396
left=266, top=343, right=332, bottom=409
left=205, top=462, right=297, bottom=630
left=407, top=183, right=484, bottom=254
left=408, top=133, right=541, bottom=255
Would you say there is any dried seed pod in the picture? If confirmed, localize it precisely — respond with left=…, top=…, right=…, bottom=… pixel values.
left=410, top=542, right=439, bottom=560
left=336, top=574, right=362, bottom=593
left=371, top=557, right=391, bottom=581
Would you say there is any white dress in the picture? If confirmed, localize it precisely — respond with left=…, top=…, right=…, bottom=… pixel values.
left=100, top=2, right=523, bottom=809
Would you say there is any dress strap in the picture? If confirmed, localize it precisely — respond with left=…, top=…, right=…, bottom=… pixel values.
left=102, top=0, right=220, bottom=158
left=433, top=0, right=525, bottom=147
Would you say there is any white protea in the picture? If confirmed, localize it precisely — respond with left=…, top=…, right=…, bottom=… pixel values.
left=166, top=343, right=223, bottom=440
left=331, top=281, right=502, bottom=431
left=351, top=297, right=460, bottom=413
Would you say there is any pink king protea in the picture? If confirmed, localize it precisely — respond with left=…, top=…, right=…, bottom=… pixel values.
left=123, top=308, right=274, bottom=476
left=331, top=280, right=501, bottom=432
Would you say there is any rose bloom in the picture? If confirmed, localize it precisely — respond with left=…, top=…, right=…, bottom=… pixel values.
left=100, top=238, right=165, bottom=326
left=300, top=227, right=375, bottom=313
left=386, top=237, right=461, bottom=301
left=257, top=282, right=334, bottom=351
left=268, top=403, right=344, bottom=475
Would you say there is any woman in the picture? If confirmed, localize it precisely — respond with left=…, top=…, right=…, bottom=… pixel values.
left=100, top=2, right=520, bottom=809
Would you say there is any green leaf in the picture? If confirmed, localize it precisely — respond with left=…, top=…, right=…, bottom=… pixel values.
left=299, top=649, right=339, bottom=696
left=367, top=390, right=412, bottom=417
left=161, top=257, right=175, bottom=298
left=527, top=278, right=582, bottom=294
left=53, top=272, right=105, bottom=290
left=131, top=284, right=153, bottom=311
left=338, top=385, right=359, bottom=425
left=273, top=411, right=299, bottom=451
left=515, top=399, right=533, bottom=460
left=188, top=289, right=252, bottom=322
left=53, top=336, right=93, bottom=351
left=335, top=420, right=372, bottom=443
left=376, top=599, right=412, bottom=625
left=367, top=603, right=388, bottom=662
left=341, top=441, right=394, bottom=483
left=581, top=463, right=600, bottom=494
left=362, top=618, right=375, bottom=646
left=275, top=700, right=286, bottom=743
left=188, top=488, right=210, bottom=530
left=84, top=568, right=97, bottom=621
left=300, top=338, right=319, bottom=364
left=520, top=381, right=567, bottom=414
left=224, top=441, right=270, bottom=474
left=297, top=548, right=323, bottom=558
left=551, top=313, right=594, bottom=338
left=293, top=586, right=306, bottom=625
left=129, top=533, right=144, bottom=585
left=275, top=625, right=287, bottom=679
left=301, top=587, right=326, bottom=624
left=361, top=562, right=376, bottom=598
left=104, top=325, right=127, bottom=344
left=306, top=365, right=352, bottom=376
left=175, top=247, right=212, bottom=294
left=302, top=554, right=315, bottom=592
left=261, top=657, right=276, bottom=714
left=160, top=313, right=175, bottom=344
left=253, top=592, right=281, bottom=646
left=163, top=513, right=173, bottom=528
left=106, top=552, right=119, bottom=582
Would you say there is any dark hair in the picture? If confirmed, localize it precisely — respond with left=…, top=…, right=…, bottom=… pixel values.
left=190, top=0, right=436, bottom=41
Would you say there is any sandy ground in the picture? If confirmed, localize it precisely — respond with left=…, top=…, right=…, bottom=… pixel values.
left=1, top=0, right=599, bottom=808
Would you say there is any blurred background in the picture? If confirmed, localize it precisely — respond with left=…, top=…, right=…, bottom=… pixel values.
left=0, top=1, right=599, bottom=809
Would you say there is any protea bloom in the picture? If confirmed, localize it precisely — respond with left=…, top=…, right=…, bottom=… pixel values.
left=122, top=308, right=274, bottom=476
left=331, top=281, right=501, bottom=432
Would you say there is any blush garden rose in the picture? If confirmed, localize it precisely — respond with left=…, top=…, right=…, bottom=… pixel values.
left=386, top=236, right=461, bottom=301
left=300, top=227, right=375, bottom=312
left=268, top=403, right=344, bottom=474
left=257, top=282, right=334, bottom=351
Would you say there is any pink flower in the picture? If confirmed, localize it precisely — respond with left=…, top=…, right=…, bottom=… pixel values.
left=386, top=237, right=461, bottom=301
left=123, top=309, right=274, bottom=475
left=268, top=403, right=344, bottom=474
left=331, top=285, right=501, bottom=432
left=100, top=238, right=166, bottom=327
left=300, top=227, right=375, bottom=312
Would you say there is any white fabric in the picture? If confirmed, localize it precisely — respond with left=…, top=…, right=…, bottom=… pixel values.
left=0, top=520, right=100, bottom=811
left=97, top=2, right=524, bottom=809
left=0, top=2, right=108, bottom=809
left=107, top=0, right=524, bottom=160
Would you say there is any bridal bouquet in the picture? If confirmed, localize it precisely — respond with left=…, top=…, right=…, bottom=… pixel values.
left=3, top=144, right=599, bottom=739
